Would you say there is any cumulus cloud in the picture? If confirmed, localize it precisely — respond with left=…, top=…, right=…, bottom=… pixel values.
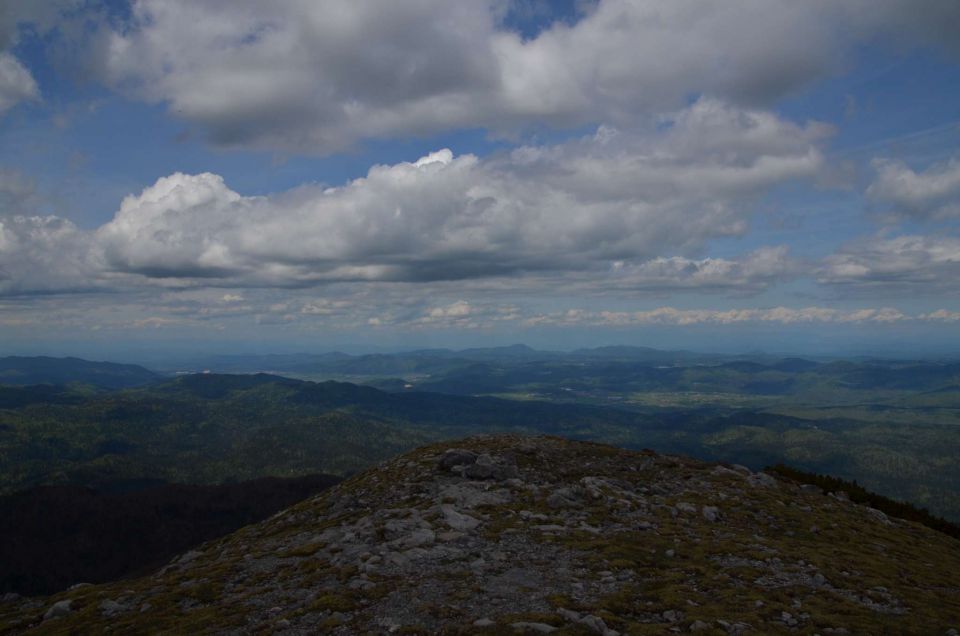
left=1, top=96, right=827, bottom=307
left=818, top=234, right=960, bottom=293
left=87, top=99, right=824, bottom=289
left=88, top=0, right=960, bottom=152
left=0, top=214, right=99, bottom=296
left=0, top=171, right=104, bottom=296
left=866, top=157, right=960, bottom=220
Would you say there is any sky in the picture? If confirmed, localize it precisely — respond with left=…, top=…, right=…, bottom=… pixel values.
left=1, top=0, right=960, bottom=359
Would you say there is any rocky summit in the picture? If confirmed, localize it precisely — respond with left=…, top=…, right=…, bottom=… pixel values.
left=3, top=435, right=960, bottom=634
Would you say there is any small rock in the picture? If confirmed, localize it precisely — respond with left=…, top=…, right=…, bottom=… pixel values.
left=384, top=551, right=410, bottom=567
left=663, top=610, right=681, bottom=622
left=395, top=527, right=435, bottom=549
left=702, top=506, right=720, bottom=522
left=535, top=524, right=566, bottom=533
left=665, top=549, right=676, bottom=558
left=43, top=600, right=72, bottom=620
left=178, top=550, right=204, bottom=564
left=689, top=620, right=710, bottom=632
left=547, top=487, right=585, bottom=509
left=439, top=449, right=478, bottom=470
left=474, top=617, right=495, bottom=627
left=442, top=504, right=481, bottom=531
left=99, top=599, right=128, bottom=617
left=865, top=507, right=891, bottom=524
left=464, top=454, right=519, bottom=480
left=747, top=472, right=779, bottom=488
left=580, top=613, right=619, bottom=635
left=510, top=621, right=557, bottom=633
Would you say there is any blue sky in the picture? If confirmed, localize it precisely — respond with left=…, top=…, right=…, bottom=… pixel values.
left=1, top=0, right=959, bottom=359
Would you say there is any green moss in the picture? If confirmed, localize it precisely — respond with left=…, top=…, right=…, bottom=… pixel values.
left=308, top=592, right=358, bottom=613
left=279, top=541, right=326, bottom=558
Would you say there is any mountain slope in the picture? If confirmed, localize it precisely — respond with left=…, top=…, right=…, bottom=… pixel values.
left=5, top=435, right=958, bottom=634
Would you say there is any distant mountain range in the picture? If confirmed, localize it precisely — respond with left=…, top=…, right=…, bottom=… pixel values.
left=164, top=344, right=731, bottom=375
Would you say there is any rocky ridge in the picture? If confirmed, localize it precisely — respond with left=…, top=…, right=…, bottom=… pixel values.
left=2, top=435, right=959, bottom=634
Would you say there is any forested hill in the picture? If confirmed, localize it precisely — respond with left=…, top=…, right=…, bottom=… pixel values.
left=2, top=372, right=960, bottom=522
left=0, top=356, right=159, bottom=389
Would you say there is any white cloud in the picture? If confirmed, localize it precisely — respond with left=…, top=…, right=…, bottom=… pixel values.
left=0, top=213, right=100, bottom=296
left=0, top=51, right=37, bottom=116
left=0, top=0, right=87, bottom=117
left=524, top=305, right=912, bottom=327
left=606, top=246, right=798, bottom=293
left=89, top=0, right=960, bottom=153
left=0, top=172, right=104, bottom=296
left=818, top=234, right=960, bottom=293
left=921, top=309, right=960, bottom=322
left=88, top=99, right=824, bottom=289
left=866, top=157, right=960, bottom=219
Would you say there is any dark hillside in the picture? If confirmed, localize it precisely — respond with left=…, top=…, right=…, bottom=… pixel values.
left=0, top=474, right=340, bottom=596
